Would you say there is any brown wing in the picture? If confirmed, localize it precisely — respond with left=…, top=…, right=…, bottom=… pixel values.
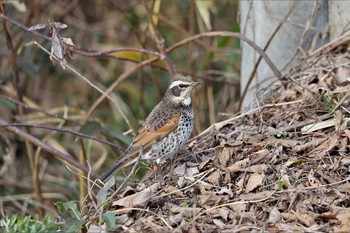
left=132, top=112, right=180, bottom=148
left=99, top=109, right=180, bottom=182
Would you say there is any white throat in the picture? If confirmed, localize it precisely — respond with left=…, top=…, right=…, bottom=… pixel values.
left=182, top=97, right=191, bottom=106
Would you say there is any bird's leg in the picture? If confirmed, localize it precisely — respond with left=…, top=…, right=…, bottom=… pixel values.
left=169, top=135, right=181, bottom=178
left=155, top=162, right=164, bottom=181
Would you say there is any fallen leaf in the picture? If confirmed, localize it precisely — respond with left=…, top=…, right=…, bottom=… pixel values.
left=242, top=164, right=268, bottom=173
left=173, top=163, right=199, bottom=177
left=281, top=212, right=297, bottom=222
left=307, top=169, right=322, bottom=187
left=239, top=190, right=273, bottom=201
left=161, top=185, right=184, bottom=198
left=216, top=186, right=233, bottom=198
left=217, top=147, right=232, bottom=167
left=268, top=207, right=281, bottom=224
left=245, top=173, right=263, bottom=193
left=207, top=170, right=221, bottom=186
left=212, top=218, right=226, bottom=227
left=227, top=158, right=250, bottom=173
left=112, top=183, right=159, bottom=208
left=292, top=211, right=315, bottom=227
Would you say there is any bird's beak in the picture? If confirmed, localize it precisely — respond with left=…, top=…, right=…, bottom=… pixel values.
left=190, top=81, right=202, bottom=87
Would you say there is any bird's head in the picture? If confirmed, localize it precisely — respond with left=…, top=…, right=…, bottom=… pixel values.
left=165, top=76, right=201, bottom=106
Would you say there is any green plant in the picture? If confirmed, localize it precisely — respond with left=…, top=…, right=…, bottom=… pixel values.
left=1, top=214, right=60, bottom=233
left=55, top=201, right=85, bottom=233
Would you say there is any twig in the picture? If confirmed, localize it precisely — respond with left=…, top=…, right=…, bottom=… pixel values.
left=33, top=41, right=134, bottom=134
left=111, top=207, right=173, bottom=229
left=189, top=100, right=303, bottom=142
left=153, top=168, right=215, bottom=199
left=239, top=0, right=300, bottom=110
left=82, top=56, right=159, bottom=124
left=83, top=31, right=283, bottom=123
left=107, top=144, right=144, bottom=201
left=0, top=93, right=72, bottom=121
left=276, top=176, right=350, bottom=193
left=0, top=117, right=100, bottom=178
left=141, top=0, right=175, bottom=78
left=0, top=12, right=51, bottom=40
left=0, top=2, right=42, bottom=215
left=0, top=123, right=125, bottom=152
left=73, top=47, right=160, bottom=58
left=167, top=31, right=283, bottom=79
left=192, top=191, right=276, bottom=221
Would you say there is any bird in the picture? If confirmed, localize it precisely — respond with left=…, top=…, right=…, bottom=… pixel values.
left=100, top=76, right=201, bottom=182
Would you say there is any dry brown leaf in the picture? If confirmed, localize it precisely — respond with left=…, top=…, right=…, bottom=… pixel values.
left=207, top=207, right=233, bottom=221
left=207, top=170, right=221, bottom=186
left=281, top=212, right=297, bottom=222
left=173, top=163, right=199, bottom=177
left=217, top=147, right=232, bottom=167
left=245, top=173, right=263, bottom=193
left=275, top=139, right=300, bottom=148
left=242, top=164, right=268, bottom=173
left=268, top=207, right=281, bottom=224
left=276, top=223, right=303, bottom=232
left=292, top=211, right=315, bottom=227
left=338, top=182, right=350, bottom=193
left=177, top=176, right=187, bottom=189
left=334, top=66, right=350, bottom=85
left=212, top=218, right=226, bottom=227
left=317, top=212, right=337, bottom=220
left=216, top=186, right=234, bottom=198
left=334, top=214, right=350, bottom=232
left=112, top=183, right=159, bottom=208
left=235, top=175, right=245, bottom=190
left=87, top=224, right=107, bottom=233
left=169, top=207, right=201, bottom=225
left=161, top=185, right=184, bottom=198
left=327, top=134, right=340, bottom=152
left=198, top=157, right=213, bottom=170
left=230, top=203, right=246, bottom=213
left=227, top=158, right=250, bottom=173
left=188, top=225, right=199, bottom=233
left=199, top=184, right=212, bottom=195
left=198, top=194, right=224, bottom=206
left=307, top=169, right=322, bottom=187
left=239, top=190, right=273, bottom=201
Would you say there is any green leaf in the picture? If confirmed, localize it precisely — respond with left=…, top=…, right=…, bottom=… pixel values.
left=0, top=97, right=16, bottom=110
left=102, top=212, right=116, bottom=231
left=55, top=201, right=84, bottom=232
left=97, top=176, right=115, bottom=206
left=62, top=201, right=82, bottom=220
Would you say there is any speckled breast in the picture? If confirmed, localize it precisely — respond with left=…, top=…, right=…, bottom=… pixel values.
left=147, top=109, right=194, bottom=163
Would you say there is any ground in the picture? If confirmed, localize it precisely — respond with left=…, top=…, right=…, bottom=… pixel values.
left=87, top=37, right=350, bottom=233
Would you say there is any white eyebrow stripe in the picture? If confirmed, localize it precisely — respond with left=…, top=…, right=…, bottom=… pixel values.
left=169, top=80, right=191, bottom=88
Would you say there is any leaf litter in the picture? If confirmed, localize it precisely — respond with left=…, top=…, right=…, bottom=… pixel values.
left=87, top=37, right=350, bottom=232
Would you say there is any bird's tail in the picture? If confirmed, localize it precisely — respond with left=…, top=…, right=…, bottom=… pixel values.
left=99, top=150, right=140, bottom=182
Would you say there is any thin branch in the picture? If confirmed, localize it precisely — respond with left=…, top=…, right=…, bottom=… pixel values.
left=84, top=31, right=282, bottom=121
left=0, top=123, right=125, bottom=152
left=0, top=2, right=43, bottom=215
left=167, top=31, right=283, bottom=79
left=72, top=47, right=160, bottom=57
left=82, top=56, right=159, bottom=124
left=0, top=117, right=100, bottom=178
left=34, top=41, right=135, bottom=134
left=239, top=0, right=300, bottom=110
left=140, top=0, right=175, bottom=78
left=0, top=12, right=51, bottom=40
left=107, top=144, right=143, bottom=201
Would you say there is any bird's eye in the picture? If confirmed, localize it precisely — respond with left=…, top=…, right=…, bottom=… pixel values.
left=179, top=84, right=185, bottom=88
